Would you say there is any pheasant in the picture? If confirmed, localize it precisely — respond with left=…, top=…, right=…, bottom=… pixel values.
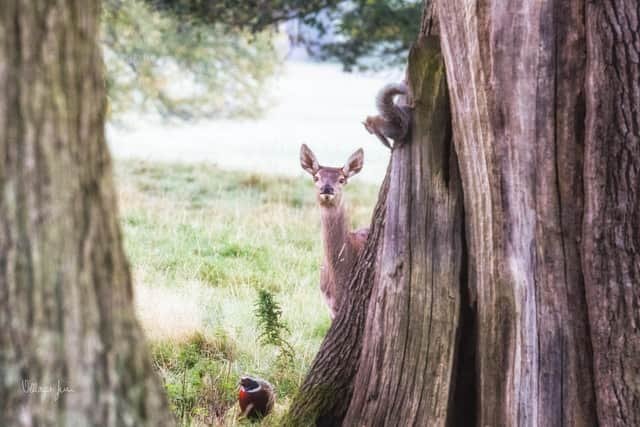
left=238, top=376, right=275, bottom=419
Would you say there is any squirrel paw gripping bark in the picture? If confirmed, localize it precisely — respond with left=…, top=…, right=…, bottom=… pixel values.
left=363, top=82, right=411, bottom=148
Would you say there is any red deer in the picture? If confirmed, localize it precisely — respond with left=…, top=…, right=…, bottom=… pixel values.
left=299, top=144, right=368, bottom=319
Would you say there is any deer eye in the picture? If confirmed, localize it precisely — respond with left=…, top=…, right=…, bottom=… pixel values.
left=339, top=177, right=346, bottom=184
left=313, top=175, right=319, bottom=182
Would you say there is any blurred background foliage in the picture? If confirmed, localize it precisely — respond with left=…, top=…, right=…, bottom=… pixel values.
left=144, top=0, right=422, bottom=71
left=102, top=0, right=279, bottom=120
left=102, top=0, right=421, bottom=120
left=313, top=0, right=422, bottom=71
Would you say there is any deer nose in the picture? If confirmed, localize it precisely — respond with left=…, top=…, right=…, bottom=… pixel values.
left=320, top=185, right=334, bottom=195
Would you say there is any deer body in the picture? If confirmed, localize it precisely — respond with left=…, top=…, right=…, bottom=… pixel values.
left=300, top=144, right=368, bottom=318
left=319, top=205, right=368, bottom=316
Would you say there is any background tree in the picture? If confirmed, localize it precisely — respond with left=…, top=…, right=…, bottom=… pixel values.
left=103, top=0, right=279, bottom=120
left=104, top=0, right=422, bottom=120
left=284, top=0, right=639, bottom=425
left=301, top=0, right=422, bottom=71
left=0, top=1, right=174, bottom=425
left=143, top=0, right=422, bottom=71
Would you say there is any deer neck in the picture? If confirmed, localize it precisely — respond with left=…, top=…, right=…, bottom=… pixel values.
left=320, top=203, right=350, bottom=271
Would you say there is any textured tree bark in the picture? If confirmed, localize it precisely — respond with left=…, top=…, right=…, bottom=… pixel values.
left=436, top=0, right=598, bottom=424
left=343, top=37, right=463, bottom=427
left=0, top=2, right=174, bottom=426
left=288, top=0, right=638, bottom=426
left=583, top=2, right=640, bottom=425
left=437, top=0, right=638, bottom=425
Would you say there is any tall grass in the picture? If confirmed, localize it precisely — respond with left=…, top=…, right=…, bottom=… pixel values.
left=115, top=159, right=379, bottom=425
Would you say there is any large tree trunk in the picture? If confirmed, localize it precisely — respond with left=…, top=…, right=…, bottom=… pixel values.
left=438, top=0, right=639, bottom=424
left=285, top=0, right=639, bottom=425
left=437, top=0, right=597, bottom=424
left=285, top=30, right=465, bottom=427
left=0, top=2, right=174, bottom=425
left=582, top=2, right=640, bottom=424
left=342, top=37, right=463, bottom=426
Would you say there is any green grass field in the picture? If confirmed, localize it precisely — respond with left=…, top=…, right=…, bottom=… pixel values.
left=114, top=159, right=379, bottom=425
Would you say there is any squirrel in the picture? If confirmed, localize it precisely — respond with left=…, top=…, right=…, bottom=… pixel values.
left=363, top=82, right=411, bottom=148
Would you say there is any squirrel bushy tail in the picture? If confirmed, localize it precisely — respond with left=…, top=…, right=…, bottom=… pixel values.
left=363, top=82, right=411, bottom=148
left=376, top=82, right=409, bottom=125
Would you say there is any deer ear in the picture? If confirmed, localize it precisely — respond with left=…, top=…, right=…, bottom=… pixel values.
left=343, top=148, right=364, bottom=178
left=300, top=144, right=319, bottom=175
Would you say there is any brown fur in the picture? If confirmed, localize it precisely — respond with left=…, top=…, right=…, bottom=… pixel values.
left=319, top=206, right=368, bottom=317
left=363, top=82, right=411, bottom=148
left=299, top=145, right=368, bottom=318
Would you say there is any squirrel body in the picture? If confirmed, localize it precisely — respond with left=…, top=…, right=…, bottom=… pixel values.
left=363, top=82, right=411, bottom=148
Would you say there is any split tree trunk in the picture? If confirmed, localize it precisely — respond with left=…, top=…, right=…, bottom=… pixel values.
left=437, top=0, right=597, bottom=424
left=285, top=32, right=465, bottom=426
left=286, top=0, right=639, bottom=425
left=0, top=2, right=174, bottom=425
left=438, top=0, right=639, bottom=424
left=342, top=37, right=463, bottom=426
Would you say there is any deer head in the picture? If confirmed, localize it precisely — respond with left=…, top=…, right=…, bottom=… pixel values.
left=300, top=144, right=364, bottom=207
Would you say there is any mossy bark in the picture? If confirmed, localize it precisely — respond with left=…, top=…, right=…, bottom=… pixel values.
left=0, top=2, right=174, bottom=425
left=342, top=36, right=463, bottom=426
